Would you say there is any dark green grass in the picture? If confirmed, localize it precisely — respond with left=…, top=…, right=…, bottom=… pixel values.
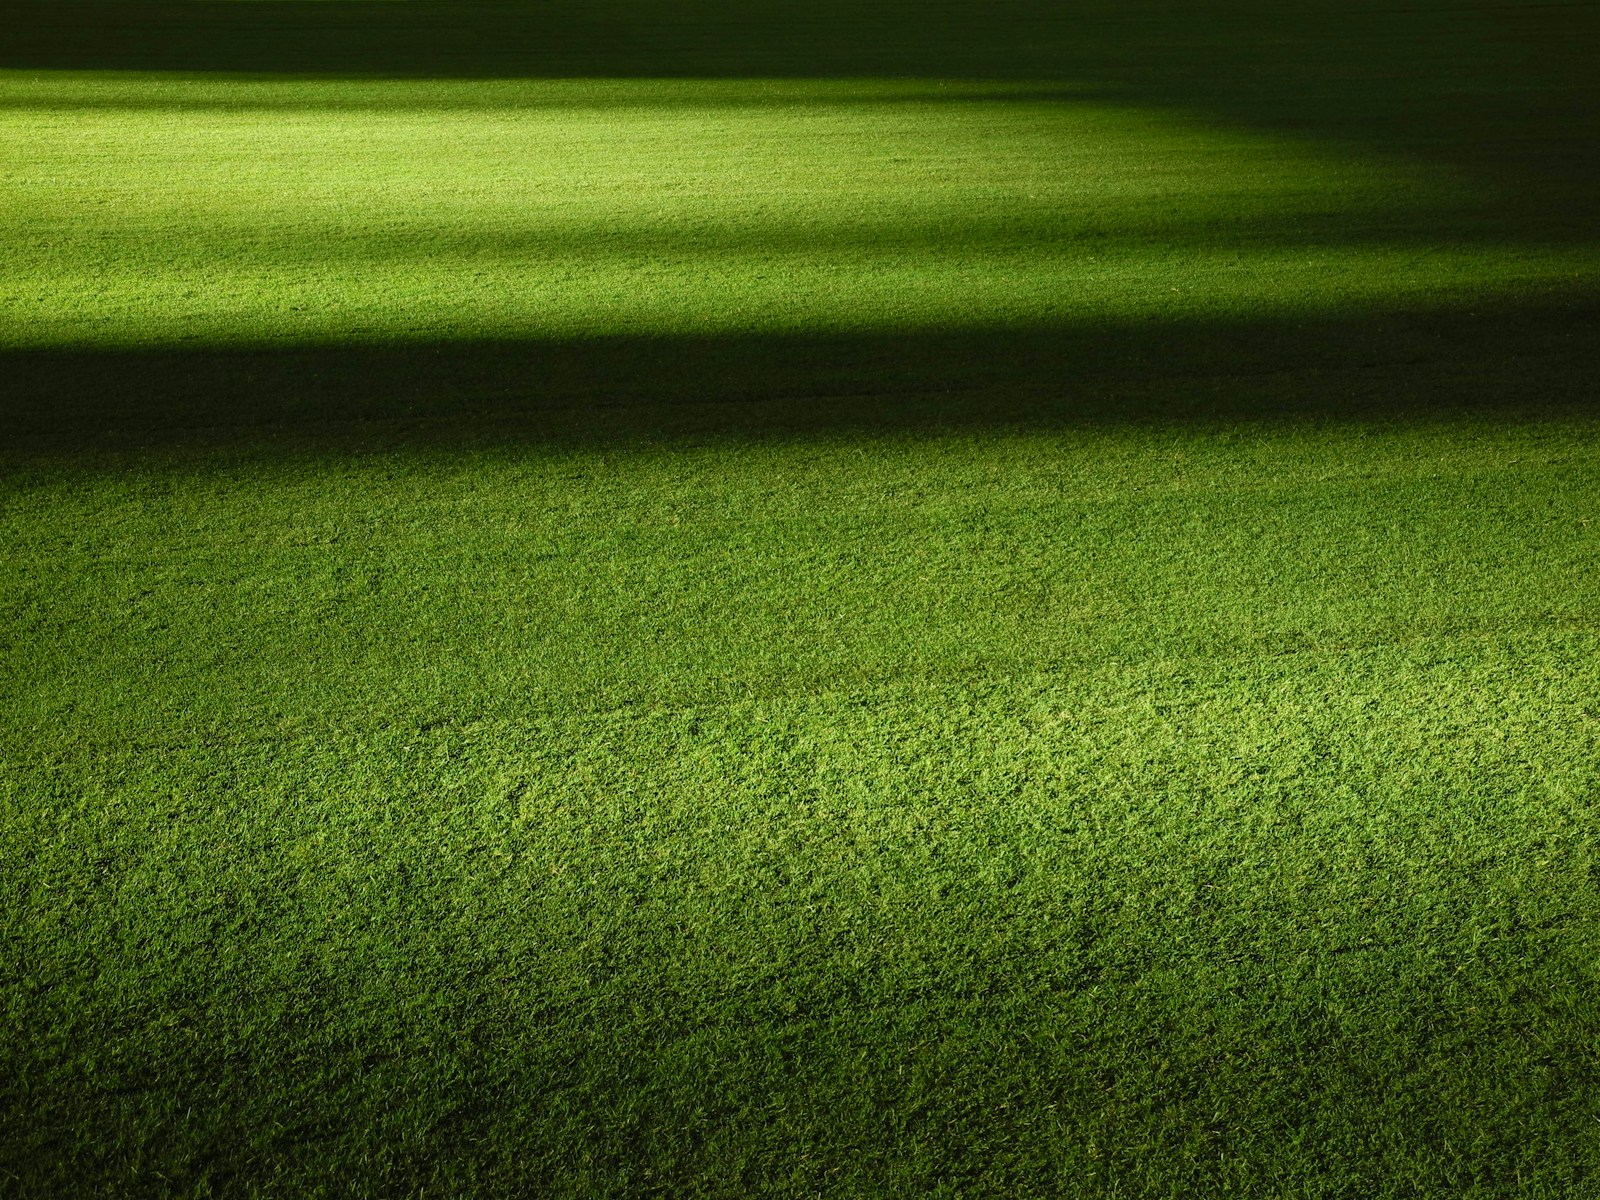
left=4, top=1, right=1600, bottom=1196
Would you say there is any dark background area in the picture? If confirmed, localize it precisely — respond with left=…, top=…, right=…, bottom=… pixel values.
left=6, top=301, right=1596, bottom=460
left=6, top=0, right=1595, bottom=191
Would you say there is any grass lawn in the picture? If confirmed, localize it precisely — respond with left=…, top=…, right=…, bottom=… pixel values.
left=3, top=1, right=1599, bottom=1196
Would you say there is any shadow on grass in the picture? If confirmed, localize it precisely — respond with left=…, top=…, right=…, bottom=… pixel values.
left=6, top=294, right=1597, bottom=460
left=5, top=0, right=1597, bottom=228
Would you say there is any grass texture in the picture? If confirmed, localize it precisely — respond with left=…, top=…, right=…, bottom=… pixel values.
left=3, top=1, right=1600, bottom=1196
left=1, top=73, right=1591, bottom=349
left=4, top=0, right=1598, bottom=349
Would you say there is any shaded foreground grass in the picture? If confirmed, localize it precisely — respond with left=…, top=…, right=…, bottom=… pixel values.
left=4, top=0, right=1600, bottom=1195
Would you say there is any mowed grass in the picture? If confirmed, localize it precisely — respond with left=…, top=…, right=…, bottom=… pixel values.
left=8, top=419, right=1600, bottom=1198
left=2, top=74, right=1594, bottom=347
left=4, top=1, right=1600, bottom=1196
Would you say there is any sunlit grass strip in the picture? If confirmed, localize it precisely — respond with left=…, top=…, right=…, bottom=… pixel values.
left=5, top=627, right=1599, bottom=1195
left=5, top=73, right=1594, bottom=348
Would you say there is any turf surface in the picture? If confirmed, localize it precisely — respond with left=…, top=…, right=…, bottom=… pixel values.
left=3, top=1, right=1600, bottom=1196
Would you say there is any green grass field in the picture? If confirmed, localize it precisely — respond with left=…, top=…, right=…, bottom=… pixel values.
left=3, top=2, right=1599, bottom=1196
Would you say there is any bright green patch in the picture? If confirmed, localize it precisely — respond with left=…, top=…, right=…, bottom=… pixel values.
left=2, top=73, right=1591, bottom=348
